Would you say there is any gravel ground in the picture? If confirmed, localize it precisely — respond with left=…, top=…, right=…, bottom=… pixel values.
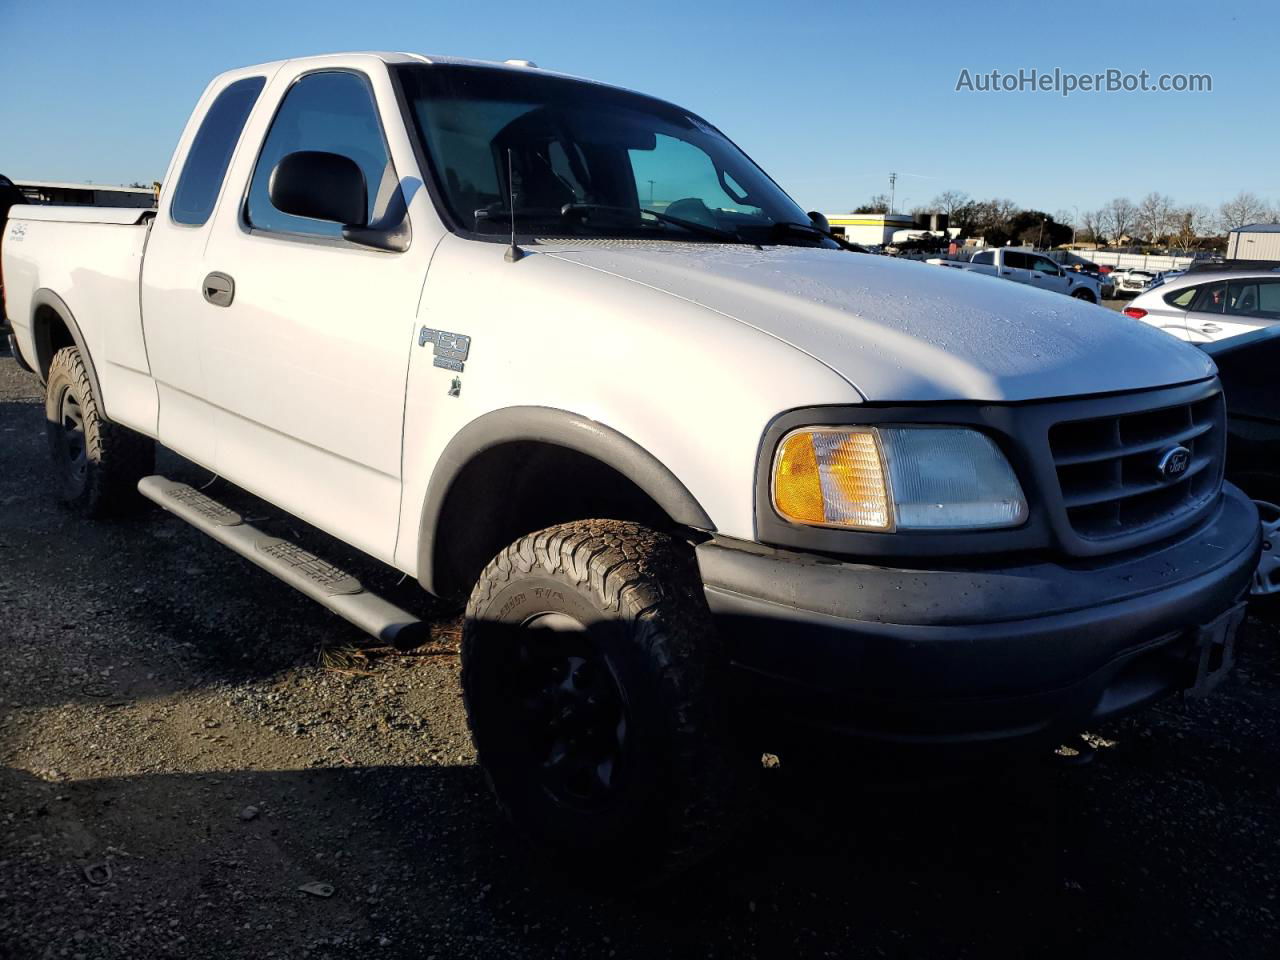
left=1, top=345, right=1278, bottom=960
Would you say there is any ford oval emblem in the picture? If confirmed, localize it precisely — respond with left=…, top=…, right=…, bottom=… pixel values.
left=1156, top=445, right=1191, bottom=482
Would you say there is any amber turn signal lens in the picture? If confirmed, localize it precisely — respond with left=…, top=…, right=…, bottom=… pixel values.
left=772, top=429, right=891, bottom=530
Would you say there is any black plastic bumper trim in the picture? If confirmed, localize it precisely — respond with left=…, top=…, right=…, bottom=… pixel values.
left=701, top=484, right=1260, bottom=745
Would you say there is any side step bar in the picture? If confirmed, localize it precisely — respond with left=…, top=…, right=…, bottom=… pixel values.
left=138, top=476, right=427, bottom=649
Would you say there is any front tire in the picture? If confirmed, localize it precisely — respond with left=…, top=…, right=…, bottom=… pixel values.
left=462, top=520, right=755, bottom=884
left=44, top=346, right=155, bottom=517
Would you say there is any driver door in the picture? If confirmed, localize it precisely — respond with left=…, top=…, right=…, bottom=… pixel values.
left=1028, top=254, right=1072, bottom=294
left=197, top=69, right=424, bottom=563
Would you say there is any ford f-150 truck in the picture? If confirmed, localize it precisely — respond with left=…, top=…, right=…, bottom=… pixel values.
left=2, top=53, right=1260, bottom=881
left=928, top=247, right=1110, bottom=301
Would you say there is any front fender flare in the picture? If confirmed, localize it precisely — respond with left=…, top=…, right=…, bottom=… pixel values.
left=416, top=406, right=714, bottom=595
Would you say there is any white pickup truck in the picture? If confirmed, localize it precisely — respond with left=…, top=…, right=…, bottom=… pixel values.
left=928, top=247, right=1109, bottom=302
left=2, top=52, right=1260, bottom=882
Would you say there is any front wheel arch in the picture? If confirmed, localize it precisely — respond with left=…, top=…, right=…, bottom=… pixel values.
left=417, top=407, right=715, bottom=599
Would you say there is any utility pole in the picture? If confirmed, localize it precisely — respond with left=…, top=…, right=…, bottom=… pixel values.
left=888, top=172, right=897, bottom=215
left=1072, top=204, right=1079, bottom=246
left=1038, top=217, right=1046, bottom=249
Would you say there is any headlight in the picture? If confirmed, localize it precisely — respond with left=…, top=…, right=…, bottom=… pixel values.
left=771, top=426, right=1027, bottom=531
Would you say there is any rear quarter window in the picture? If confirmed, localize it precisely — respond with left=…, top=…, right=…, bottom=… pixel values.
left=170, top=76, right=266, bottom=226
left=1164, top=286, right=1199, bottom=308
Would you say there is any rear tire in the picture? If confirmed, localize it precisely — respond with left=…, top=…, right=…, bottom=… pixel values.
left=1071, top=289, right=1096, bottom=302
left=462, top=520, right=756, bottom=884
left=44, top=346, right=155, bottom=517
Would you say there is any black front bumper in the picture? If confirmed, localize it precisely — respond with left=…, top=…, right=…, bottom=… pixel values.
left=698, top=484, right=1260, bottom=746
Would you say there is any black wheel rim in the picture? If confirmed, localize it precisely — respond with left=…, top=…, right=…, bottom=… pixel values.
left=511, top=612, right=629, bottom=811
left=57, top=387, right=88, bottom=484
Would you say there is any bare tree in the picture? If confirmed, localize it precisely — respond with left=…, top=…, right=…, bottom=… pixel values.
left=1135, top=192, right=1175, bottom=244
left=928, top=190, right=971, bottom=217
left=991, top=198, right=1020, bottom=224
left=1218, top=191, right=1272, bottom=231
left=1080, top=208, right=1106, bottom=245
left=852, top=193, right=890, bottom=214
left=1169, top=204, right=1213, bottom=252
left=1103, top=197, right=1137, bottom=245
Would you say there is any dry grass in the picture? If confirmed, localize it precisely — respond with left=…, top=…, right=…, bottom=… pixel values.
left=316, top=640, right=374, bottom=675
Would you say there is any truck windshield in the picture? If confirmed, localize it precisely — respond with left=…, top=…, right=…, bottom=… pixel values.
left=394, top=64, right=827, bottom=246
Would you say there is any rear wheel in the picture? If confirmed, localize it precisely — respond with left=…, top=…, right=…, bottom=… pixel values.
left=1071, top=288, right=1096, bottom=302
left=462, top=520, right=756, bottom=884
left=44, top=346, right=154, bottom=517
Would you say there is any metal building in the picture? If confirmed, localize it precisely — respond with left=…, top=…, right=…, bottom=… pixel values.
left=823, top=212, right=918, bottom=246
left=1226, top=223, right=1280, bottom=261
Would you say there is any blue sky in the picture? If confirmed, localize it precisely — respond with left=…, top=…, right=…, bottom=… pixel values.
left=1, top=0, right=1276, bottom=219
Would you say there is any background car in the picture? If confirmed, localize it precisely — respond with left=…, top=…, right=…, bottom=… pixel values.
left=1113, top=268, right=1157, bottom=295
left=1123, top=267, right=1280, bottom=343
left=1201, top=326, right=1280, bottom=617
left=1147, top=269, right=1186, bottom=289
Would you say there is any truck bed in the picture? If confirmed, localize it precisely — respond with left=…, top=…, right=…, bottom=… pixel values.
left=3, top=204, right=157, bottom=431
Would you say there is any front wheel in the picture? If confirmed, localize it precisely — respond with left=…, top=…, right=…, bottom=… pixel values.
left=1250, top=500, right=1280, bottom=623
left=44, top=346, right=155, bottom=517
left=462, top=520, right=756, bottom=884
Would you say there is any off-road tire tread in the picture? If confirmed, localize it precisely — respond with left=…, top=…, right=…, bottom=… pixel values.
left=45, top=346, right=155, bottom=517
left=463, top=519, right=755, bottom=882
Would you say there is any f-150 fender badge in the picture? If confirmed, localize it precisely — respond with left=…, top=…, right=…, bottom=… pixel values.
left=419, top=326, right=471, bottom=372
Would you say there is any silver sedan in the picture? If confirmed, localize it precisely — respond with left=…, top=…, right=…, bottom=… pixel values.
left=1122, top=268, right=1280, bottom=343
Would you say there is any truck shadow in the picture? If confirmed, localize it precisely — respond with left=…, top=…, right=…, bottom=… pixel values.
left=1, top=387, right=456, bottom=717
left=3, top=723, right=1276, bottom=960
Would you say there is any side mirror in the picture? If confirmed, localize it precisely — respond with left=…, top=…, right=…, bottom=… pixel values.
left=808, top=211, right=830, bottom=233
left=268, top=151, right=367, bottom=227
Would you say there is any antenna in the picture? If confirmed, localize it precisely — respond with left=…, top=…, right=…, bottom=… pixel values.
left=505, top=148, right=525, bottom=263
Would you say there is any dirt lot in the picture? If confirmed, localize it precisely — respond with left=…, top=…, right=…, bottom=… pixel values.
left=1, top=345, right=1278, bottom=960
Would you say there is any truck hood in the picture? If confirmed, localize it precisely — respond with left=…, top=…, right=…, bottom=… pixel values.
left=541, top=243, right=1214, bottom=402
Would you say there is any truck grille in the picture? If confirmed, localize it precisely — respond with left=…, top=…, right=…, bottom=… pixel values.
left=1049, top=391, right=1224, bottom=540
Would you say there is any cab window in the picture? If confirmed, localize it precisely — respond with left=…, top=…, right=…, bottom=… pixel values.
left=246, top=71, right=394, bottom=238
left=170, top=76, right=265, bottom=226
left=1002, top=251, right=1030, bottom=270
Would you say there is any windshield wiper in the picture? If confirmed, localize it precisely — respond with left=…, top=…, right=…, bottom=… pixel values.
left=559, top=203, right=753, bottom=245
left=769, top=221, right=866, bottom=252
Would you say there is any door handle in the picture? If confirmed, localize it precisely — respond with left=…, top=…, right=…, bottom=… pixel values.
left=203, top=271, right=235, bottom=307
left=1001, top=270, right=1012, bottom=275
left=1200, top=322, right=1221, bottom=333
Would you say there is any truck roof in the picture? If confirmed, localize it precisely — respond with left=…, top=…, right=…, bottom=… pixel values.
left=218, top=51, right=593, bottom=87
